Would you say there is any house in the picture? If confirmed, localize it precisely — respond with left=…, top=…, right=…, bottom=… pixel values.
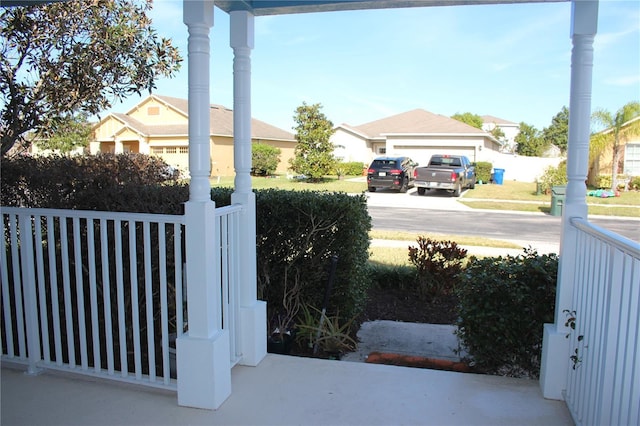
left=588, top=115, right=640, bottom=186
left=481, top=114, right=520, bottom=153
left=91, top=95, right=296, bottom=176
left=331, top=109, right=502, bottom=167
left=2, top=1, right=639, bottom=424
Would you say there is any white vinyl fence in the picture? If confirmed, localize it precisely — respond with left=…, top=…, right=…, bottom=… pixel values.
left=564, top=217, right=640, bottom=426
left=1, top=205, right=242, bottom=389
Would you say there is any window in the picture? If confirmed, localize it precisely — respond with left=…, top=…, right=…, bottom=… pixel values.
left=378, top=147, right=386, bottom=154
left=147, top=106, right=160, bottom=116
left=179, top=146, right=189, bottom=154
left=151, top=147, right=164, bottom=154
left=165, top=147, right=176, bottom=154
left=624, top=143, right=640, bottom=175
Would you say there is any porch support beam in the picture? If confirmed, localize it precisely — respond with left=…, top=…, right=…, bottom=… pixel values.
left=230, top=10, right=267, bottom=367
left=177, top=0, right=231, bottom=410
left=540, top=0, right=598, bottom=401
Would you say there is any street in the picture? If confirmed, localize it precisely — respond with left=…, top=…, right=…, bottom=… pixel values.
left=366, top=189, right=640, bottom=248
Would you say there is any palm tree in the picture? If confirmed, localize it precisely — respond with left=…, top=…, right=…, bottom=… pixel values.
left=590, top=101, right=640, bottom=191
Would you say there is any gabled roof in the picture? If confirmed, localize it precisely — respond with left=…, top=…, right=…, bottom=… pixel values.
left=151, top=95, right=295, bottom=141
left=351, top=109, right=486, bottom=138
left=481, top=115, right=518, bottom=126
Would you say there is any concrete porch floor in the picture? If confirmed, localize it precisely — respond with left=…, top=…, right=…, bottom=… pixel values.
left=2, top=355, right=572, bottom=426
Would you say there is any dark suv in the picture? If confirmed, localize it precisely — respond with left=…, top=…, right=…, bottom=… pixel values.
left=367, top=156, right=417, bottom=193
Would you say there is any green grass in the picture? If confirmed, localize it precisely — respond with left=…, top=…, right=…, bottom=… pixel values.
left=211, top=175, right=367, bottom=193
left=369, top=230, right=521, bottom=248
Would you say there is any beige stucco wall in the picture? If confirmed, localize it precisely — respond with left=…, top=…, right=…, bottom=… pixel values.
left=128, top=98, right=186, bottom=124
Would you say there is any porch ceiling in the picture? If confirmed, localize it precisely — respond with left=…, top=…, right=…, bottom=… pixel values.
left=214, top=0, right=568, bottom=16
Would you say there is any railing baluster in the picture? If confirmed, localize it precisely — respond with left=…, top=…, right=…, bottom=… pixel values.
left=114, top=220, right=127, bottom=377
left=100, top=218, right=115, bottom=375
left=9, top=215, right=26, bottom=359
left=73, top=217, right=88, bottom=370
left=1, top=213, right=15, bottom=357
left=34, top=215, right=51, bottom=364
left=129, top=220, right=142, bottom=379
left=47, top=216, right=63, bottom=366
left=159, top=223, right=170, bottom=384
left=60, top=217, right=75, bottom=367
left=87, top=218, right=101, bottom=373
left=19, top=214, right=41, bottom=374
left=143, top=222, right=155, bottom=382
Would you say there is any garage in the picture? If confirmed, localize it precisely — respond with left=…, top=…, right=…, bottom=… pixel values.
left=390, top=146, right=477, bottom=167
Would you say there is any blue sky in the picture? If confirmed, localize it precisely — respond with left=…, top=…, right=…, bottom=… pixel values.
left=109, top=0, right=639, bottom=133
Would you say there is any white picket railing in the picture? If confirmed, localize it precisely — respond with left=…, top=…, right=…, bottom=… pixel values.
left=1, top=205, right=242, bottom=389
left=564, top=217, right=640, bottom=426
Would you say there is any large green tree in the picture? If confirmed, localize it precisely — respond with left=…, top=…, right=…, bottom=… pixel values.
left=289, top=102, right=335, bottom=181
left=591, top=101, right=640, bottom=191
left=0, top=0, right=182, bottom=156
left=515, top=122, right=547, bottom=156
left=451, top=112, right=483, bottom=129
left=542, top=106, right=569, bottom=152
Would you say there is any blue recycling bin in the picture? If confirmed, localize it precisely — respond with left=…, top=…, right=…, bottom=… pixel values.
left=493, top=168, right=505, bottom=185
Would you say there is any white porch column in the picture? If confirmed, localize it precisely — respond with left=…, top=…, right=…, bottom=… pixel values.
left=540, top=0, right=598, bottom=400
left=229, top=10, right=267, bottom=367
left=114, top=139, right=124, bottom=153
left=177, top=0, right=231, bottom=410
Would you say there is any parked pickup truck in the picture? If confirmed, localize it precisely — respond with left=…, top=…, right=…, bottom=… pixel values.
left=413, top=154, right=476, bottom=197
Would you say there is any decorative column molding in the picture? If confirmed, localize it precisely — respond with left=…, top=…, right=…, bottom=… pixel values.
left=540, top=0, right=598, bottom=400
left=177, top=0, right=231, bottom=410
left=230, top=10, right=266, bottom=367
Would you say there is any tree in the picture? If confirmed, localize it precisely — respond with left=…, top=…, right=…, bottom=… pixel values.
left=542, top=106, right=569, bottom=153
left=1, top=0, right=182, bottom=156
left=252, top=142, right=281, bottom=176
left=289, top=102, right=335, bottom=181
left=33, top=114, right=92, bottom=153
left=591, top=101, right=640, bottom=191
left=515, top=122, right=547, bottom=156
left=451, top=112, right=483, bottom=129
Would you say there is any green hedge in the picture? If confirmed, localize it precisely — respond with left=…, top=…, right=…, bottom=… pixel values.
left=475, top=161, right=492, bottom=183
left=1, top=154, right=371, bottom=323
left=455, top=248, right=558, bottom=377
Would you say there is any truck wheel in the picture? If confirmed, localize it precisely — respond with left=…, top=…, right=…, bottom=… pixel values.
left=417, top=187, right=426, bottom=196
left=399, top=178, right=408, bottom=193
left=470, top=180, right=476, bottom=189
left=368, top=186, right=376, bottom=192
left=453, top=183, right=461, bottom=197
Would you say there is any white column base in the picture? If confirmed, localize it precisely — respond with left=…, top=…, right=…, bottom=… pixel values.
left=239, top=300, right=267, bottom=366
left=176, top=331, right=231, bottom=410
left=540, top=323, right=569, bottom=400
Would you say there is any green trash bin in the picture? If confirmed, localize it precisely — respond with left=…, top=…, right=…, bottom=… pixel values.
left=550, top=185, right=566, bottom=216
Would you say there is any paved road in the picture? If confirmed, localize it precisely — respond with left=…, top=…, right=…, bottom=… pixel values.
left=366, top=188, right=640, bottom=248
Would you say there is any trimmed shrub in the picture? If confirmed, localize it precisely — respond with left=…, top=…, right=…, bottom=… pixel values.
left=474, top=161, right=492, bottom=183
left=335, top=161, right=366, bottom=176
left=455, top=248, right=558, bottom=377
left=366, top=263, right=417, bottom=291
left=255, top=189, right=371, bottom=321
left=251, top=143, right=281, bottom=176
left=538, top=161, right=567, bottom=194
left=629, top=176, right=640, bottom=191
left=408, top=237, right=467, bottom=300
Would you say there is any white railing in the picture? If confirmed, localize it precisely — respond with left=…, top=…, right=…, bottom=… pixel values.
left=214, top=204, right=242, bottom=366
left=1, top=205, right=243, bottom=389
left=564, top=217, right=640, bottom=426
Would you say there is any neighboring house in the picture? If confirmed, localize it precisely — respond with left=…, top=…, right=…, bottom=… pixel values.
left=91, top=95, right=296, bottom=176
left=589, top=116, right=640, bottom=185
left=331, top=109, right=501, bottom=167
left=481, top=114, right=520, bottom=153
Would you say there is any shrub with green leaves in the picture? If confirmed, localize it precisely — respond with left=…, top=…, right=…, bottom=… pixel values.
left=455, top=248, right=558, bottom=377
left=538, top=160, right=567, bottom=194
left=334, top=161, right=366, bottom=176
left=251, top=142, right=281, bottom=176
left=629, top=176, right=640, bottom=191
left=474, top=161, right=493, bottom=183
left=408, top=237, right=467, bottom=300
